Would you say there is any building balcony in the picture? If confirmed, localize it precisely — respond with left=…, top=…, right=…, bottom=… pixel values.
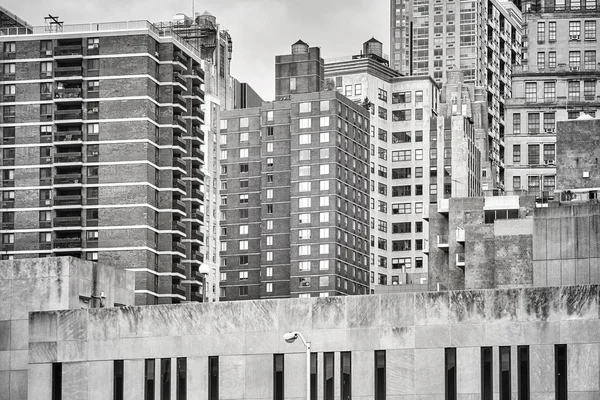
left=190, top=87, right=204, bottom=103
left=172, top=262, right=186, bottom=276
left=54, top=173, right=83, bottom=185
left=173, top=178, right=186, bottom=192
left=54, top=45, right=82, bottom=57
left=173, top=93, right=187, bottom=108
left=54, top=109, right=82, bottom=121
left=171, top=283, right=186, bottom=296
left=437, top=235, right=449, bottom=250
left=54, top=88, right=82, bottom=100
left=173, top=158, right=186, bottom=171
left=191, top=65, right=204, bottom=80
left=53, top=237, right=82, bottom=249
left=456, top=227, right=465, bottom=243
left=54, top=131, right=82, bottom=143
left=173, top=51, right=188, bottom=66
left=173, top=116, right=186, bottom=131
left=53, top=216, right=82, bottom=227
left=191, top=127, right=204, bottom=142
left=191, top=167, right=203, bottom=179
left=172, top=220, right=186, bottom=233
left=54, top=152, right=82, bottom=164
left=173, top=73, right=187, bottom=88
left=172, top=241, right=186, bottom=254
left=172, top=199, right=186, bottom=213
left=173, top=135, right=186, bottom=150
left=54, top=194, right=82, bottom=206
left=54, top=66, right=83, bottom=79
left=456, top=253, right=465, bottom=267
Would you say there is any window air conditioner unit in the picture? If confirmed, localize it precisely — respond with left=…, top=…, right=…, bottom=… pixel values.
left=544, top=128, right=555, bottom=133
left=570, top=66, right=580, bottom=71
left=44, top=200, right=51, bottom=205
left=569, top=35, right=580, bottom=41
left=45, top=50, right=53, bottom=56
left=545, top=159, right=555, bottom=166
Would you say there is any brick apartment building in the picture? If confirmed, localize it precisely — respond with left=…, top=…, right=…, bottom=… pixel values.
left=219, top=41, right=371, bottom=300
left=0, top=20, right=207, bottom=305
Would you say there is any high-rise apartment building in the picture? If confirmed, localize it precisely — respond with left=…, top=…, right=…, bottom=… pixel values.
left=504, top=1, right=600, bottom=199
left=0, top=20, right=208, bottom=305
left=390, top=0, right=523, bottom=191
left=219, top=41, right=371, bottom=300
left=324, top=39, right=439, bottom=290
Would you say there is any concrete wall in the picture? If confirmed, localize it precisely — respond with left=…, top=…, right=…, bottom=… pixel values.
left=533, top=204, right=600, bottom=286
left=28, top=285, right=600, bottom=400
left=0, top=257, right=134, bottom=400
left=557, top=118, right=600, bottom=190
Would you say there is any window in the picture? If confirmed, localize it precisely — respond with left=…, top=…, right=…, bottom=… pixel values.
left=52, top=363, right=62, bottom=400
left=320, top=165, right=329, bottom=175
left=209, top=357, right=219, bottom=400
left=266, top=282, right=273, bottom=293
left=345, top=85, right=353, bottom=96
left=320, top=181, right=329, bottom=191
left=239, top=286, right=248, bottom=296
left=543, top=113, right=555, bottom=132
left=87, top=37, right=99, bottom=49
left=87, top=80, right=99, bottom=92
left=239, top=271, right=248, bottom=280
left=527, top=113, right=539, bottom=134
left=568, top=80, right=580, bottom=100
left=319, top=197, right=329, bottom=207
left=299, top=277, right=310, bottom=287
left=319, top=244, right=329, bottom=254
left=392, top=109, right=411, bottom=121
left=355, top=84, right=362, bottom=96
left=320, top=131, right=329, bottom=142
left=392, top=150, right=411, bottom=162
left=445, top=348, right=456, bottom=400
left=299, top=102, right=311, bottom=113
left=548, top=52, right=556, bottom=68
left=513, top=176, right=521, bottom=190
left=392, top=203, right=411, bottom=214
left=569, top=51, right=581, bottom=69
left=378, top=106, right=387, bottom=120
left=160, top=358, right=171, bottom=400
left=299, top=213, right=311, bottom=224
left=585, top=51, right=596, bottom=70
left=537, top=22, right=545, bottom=42
left=570, top=21, right=581, bottom=38
left=525, top=83, right=537, bottom=102
left=528, top=145, right=540, bottom=165
left=585, top=80, right=596, bottom=99
left=299, top=261, right=311, bottom=271
left=499, top=347, right=511, bottom=400
left=555, top=345, right=567, bottom=400
left=239, top=148, right=248, bottom=158
left=3, top=84, right=15, bottom=97
left=239, top=117, right=249, bottom=128
left=3, top=42, right=15, bottom=53
left=289, top=77, right=297, bottom=91
left=549, top=22, right=556, bottom=41
left=543, top=82, right=555, bottom=101
left=299, top=245, right=311, bottom=256
left=3, top=63, right=15, bottom=74
left=299, top=166, right=311, bottom=176
left=517, top=347, right=529, bottom=400
left=341, top=352, right=351, bottom=400
left=513, top=114, right=521, bottom=134
left=144, top=359, right=155, bottom=400
left=481, top=348, right=493, bottom=400
left=585, top=20, right=596, bottom=40
left=392, top=91, right=411, bottom=103
left=513, top=145, right=521, bottom=163
left=374, top=351, right=386, bottom=400
left=324, top=353, right=334, bottom=400
left=176, top=358, right=186, bottom=400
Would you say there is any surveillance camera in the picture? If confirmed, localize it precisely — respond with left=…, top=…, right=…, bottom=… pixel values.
left=283, top=332, right=298, bottom=343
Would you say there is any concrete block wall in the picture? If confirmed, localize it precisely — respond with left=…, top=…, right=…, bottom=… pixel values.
left=0, top=257, right=134, bottom=400
left=27, top=284, right=600, bottom=400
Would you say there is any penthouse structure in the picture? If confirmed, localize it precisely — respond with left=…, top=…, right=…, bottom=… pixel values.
left=390, top=0, right=523, bottom=191
left=325, top=39, right=438, bottom=291
left=219, top=41, right=371, bottom=300
left=0, top=20, right=208, bottom=305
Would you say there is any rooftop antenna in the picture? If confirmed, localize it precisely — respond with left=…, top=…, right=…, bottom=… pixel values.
left=44, top=14, right=63, bottom=33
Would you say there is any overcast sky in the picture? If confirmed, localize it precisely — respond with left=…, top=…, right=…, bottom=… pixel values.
left=4, top=0, right=389, bottom=100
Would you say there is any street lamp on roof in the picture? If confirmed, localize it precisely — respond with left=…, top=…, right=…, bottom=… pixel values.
left=283, top=331, right=311, bottom=400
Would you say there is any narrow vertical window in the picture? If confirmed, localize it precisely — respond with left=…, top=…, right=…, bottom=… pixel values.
left=208, top=356, right=219, bottom=400
left=176, top=358, right=186, bottom=400
left=274, top=354, right=284, bottom=400
left=499, top=347, right=511, bottom=400
left=161, top=358, right=171, bottom=400
left=374, top=350, right=386, bottom=400
left=52, top=363, right=62, bottom=400
left=324, top=352, right=334, bottom=400
left=445, top=348, right=456, bottom=400
left=481, top=348, right=493, bottom=400
left=310, top=353, right=318, bottom=400
left=145, top=359, right=155, bottom=400
left=518, top=346, right=530, bottom=400
left=114, top=360, right=124, bottom=400
left=555, top=345, right=567, bottom=400
left=341, top=352, right=351, bottom=400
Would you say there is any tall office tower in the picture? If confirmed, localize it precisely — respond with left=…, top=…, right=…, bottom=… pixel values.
left=390, top=0, right=523, bottom=191
left=504, top=1, right=600, bottom=200
left=325, top=39, right=439, bottom=291
left=219, top=41, right=371, bottom=300
left=0, top=20, right=208, bottom=305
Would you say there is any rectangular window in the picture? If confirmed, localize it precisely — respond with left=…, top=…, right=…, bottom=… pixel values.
left=513, top=113, right=521, bottom=134
left=145, top=359, right=155, bottom=400
left=569, top=51, right=581, bottom=69
left=544, top=113, right=556, bottom=132
left=208, top=357, right=219, bottom=400
left=528, top=113, right=540, bottom=134
left=341, top=352, right=351, bottom=400
left=324, top=352, right=334, bottom=400
left=549, top=52, right=556, bottom=68
left=274, top=354, right=284, bottom=400
left=585, top=51, right=596, bottom=70
left=549, top=22, right=557, bottom=41
left=161, top=358, right=171, bottom=400
left=374, top=351, right=386, bottom=400
left=513, top=145, right=521, bottom=163
left=585, top=20, right=596, bottom=40
left=570, top=21, right=581, bottom=38
left=537, top=52, right=545, bottom=68
left=528, top=145, right=540, bottom=165
left=176, top=358, right=186, bottom=400
left=544, top=82, right=555, bottom=101
left=555, top=345, right=567, bottom=400
left=568, top=81, right=580, bottom=100
left=518, top=346, right=529, bottom=400
left=52, top=363, right=62, bottom=400
left=445, top=348, right=456, bottom=400
left=499, top=347, right=511, bottom=400
left=537, top=22, right=545, bottom=42
left=481, top=348, right=492, bottom=400
left=584, top=80, right=596, bottom=99
left=114, top=360, right=124, bottom=400
left=311, top=353, right=318, bottom=400
left=525, top=83, right=537, bottom=102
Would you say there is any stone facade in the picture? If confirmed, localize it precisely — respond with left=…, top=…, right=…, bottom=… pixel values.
left=0, top=257, right=134, bottom=400
left=27, top=284, right=600, bottom=400
left=556, top=118, right=600, bottom=191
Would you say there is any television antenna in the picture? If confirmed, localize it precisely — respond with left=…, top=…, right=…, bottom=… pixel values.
left=44, top=14, right=63, bottom=33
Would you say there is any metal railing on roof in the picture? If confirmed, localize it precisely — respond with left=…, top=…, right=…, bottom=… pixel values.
left=0, top=20, right=203, bottom=60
